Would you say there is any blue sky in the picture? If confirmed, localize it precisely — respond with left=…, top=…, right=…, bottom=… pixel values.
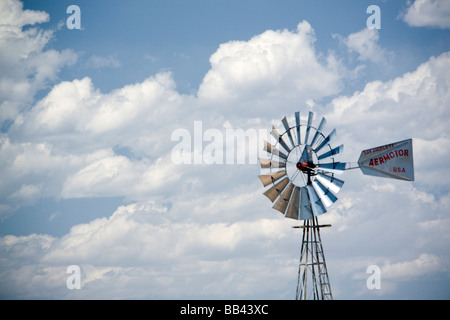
left=0, top=0, right=449, bottom=299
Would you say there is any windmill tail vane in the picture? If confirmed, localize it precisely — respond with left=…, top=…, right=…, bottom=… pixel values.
left=258, top=111, right=414, bottom=300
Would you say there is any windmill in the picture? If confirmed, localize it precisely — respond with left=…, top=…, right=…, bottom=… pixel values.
left=258, top=111, right=414, bottom=300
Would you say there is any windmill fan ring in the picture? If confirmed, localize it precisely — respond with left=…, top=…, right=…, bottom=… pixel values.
left=258, top=111, right=414, bottom=221
left=259, top=111, right=345, bottom=220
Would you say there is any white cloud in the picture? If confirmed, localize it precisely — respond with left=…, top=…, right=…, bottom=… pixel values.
left=0, top=201, right=297, bottom=299
left=0, top=137, right=85, bottom=214
left=0, top=0, right=77, bottom=122
left=0, top=0, right=48, bottom=28
left=84, top=54, right=121, bottom=69
left=12, top=72, right=187, bottom=143
left=0, top=1, right=449, bottom=299
left=382, top=254, right=443, bottom=280
left=5, top=20, right=347, bottom=206
left=402, top=0, right=450, bottom=29
left=327, top=52, right=450, bottom=145
left=336, top=28, right=394, bottom=65
left=198, top=21, right=343, bottom=116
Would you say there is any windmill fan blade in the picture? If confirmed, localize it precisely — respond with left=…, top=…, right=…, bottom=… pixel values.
left=316, top=161, right=349, bottom=173
left=259, top=158, right=286, bottom=169
left=314, top=128, right=336, bottom=154
left=264, top=141, right=288, bottom=160
left=299, top=187, right=314, bottom=220
left=315, top=173, right=344, bottom=194
left=263, top=177, right=289, bottom=202
left=273, top=182, right=295, bottom=214
left=282, top=116, right=296, bottom=149
left=312, top=180, right=338, bottom=208
left=317, top=144, right=343, bottom=160
left=295, top=112, right=301, bottom=145
left=270, top=127, right=291, bottom=152
left=258, top=170, right=287, bottom=187
left=285, top=186, right=300, bottom=219
left=304, top=111, right=314, bottom=145
left=306, top=185, right=327, bottom=217
left=310, top=117, right=327, bottom=149
left=299, top=145, right=313, bottom=163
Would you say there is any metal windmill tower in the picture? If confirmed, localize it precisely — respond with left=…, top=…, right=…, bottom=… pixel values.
left=258, top=111, right=414, bottom=300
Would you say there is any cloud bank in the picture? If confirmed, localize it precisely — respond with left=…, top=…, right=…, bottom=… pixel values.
left=402, top=0, right=450, bottom=29
left=0, top=0, right=449, bottom=299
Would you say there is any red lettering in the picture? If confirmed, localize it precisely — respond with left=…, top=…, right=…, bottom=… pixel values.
left=367, top=148, right=409, bottom=167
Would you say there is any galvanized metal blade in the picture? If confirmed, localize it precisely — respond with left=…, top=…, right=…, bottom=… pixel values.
left=295, top=112, right=301, bottom=145
left=273, top=182, right=295, bottom=214
left=314, top=128, right=336, bottom=154
left=304, top=111, right=314, bottom=146
left=259, top=158, right=286, bottom=169
left=263, top=177, right=289, bottom=202
left=258, top=170, right=287, bottom=187
left=281, top=116, right=296, bottom=149
left=306, top=184, right=327, bottom=217
left=310, top=117, right=327, bottom=149
left=312, top=180, right=338, bottom=208
left=315, top=173, right=344, bottom=194
left=263, top=140, right=288, bottom=160
left=285, top=186, right=300, bottom=219
left=317, top=144, right=343, bottom=161
left=270, top=126, right=291, bottom=153
left=299, top=187, right=314, bottom=220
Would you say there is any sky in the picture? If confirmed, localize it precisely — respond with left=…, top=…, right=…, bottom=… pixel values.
left=0, top=0, right=449, bottom=300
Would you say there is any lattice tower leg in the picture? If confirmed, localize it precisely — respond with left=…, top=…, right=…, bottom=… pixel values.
left=295, top=217, right=333, bottom=300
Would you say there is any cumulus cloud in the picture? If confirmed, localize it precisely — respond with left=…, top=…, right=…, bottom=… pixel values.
left=11, top=73, right=188, bottom=149
left=0, top=201, right=298, bottom=299
left=0, top=0, right=77, bottom=122
left=0, top=0, right=48, bottom=28
left=335, top=28, right=394, bottom=65
left=382, top=253, right=443, bottom=280
left=3, top=20, right=346, bottom=207
left=327, top=52, right=450, bottom=146
left=402, top=0, right=450, bottom=29
left=1, top=0, right=449, bottom=299
left=198, top=21, right=343, bottom=116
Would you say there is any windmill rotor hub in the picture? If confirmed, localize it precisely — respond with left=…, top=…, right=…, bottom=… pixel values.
left=296, top=161, right=316, bottom=173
